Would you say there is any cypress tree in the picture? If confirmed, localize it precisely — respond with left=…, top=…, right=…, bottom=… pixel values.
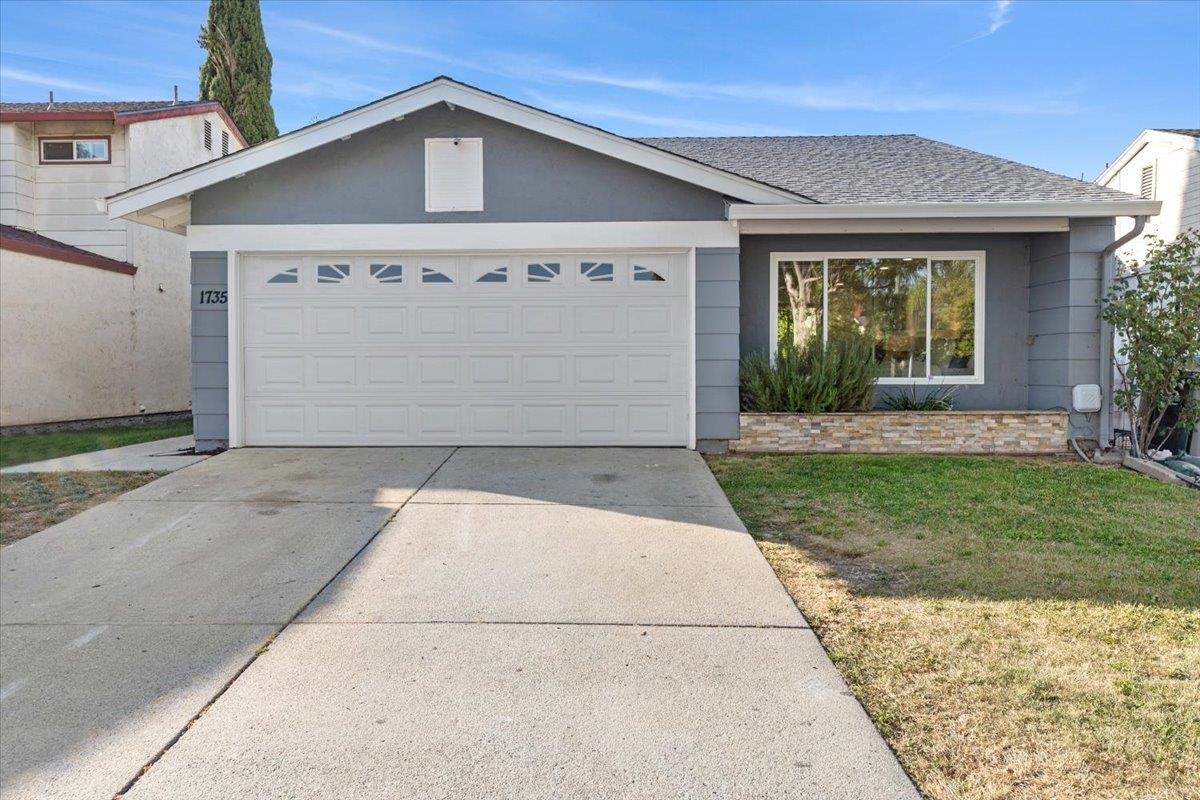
left=198, top=0, right=278, bottom=145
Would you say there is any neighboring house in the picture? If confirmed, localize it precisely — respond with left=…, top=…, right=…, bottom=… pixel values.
left=0, top=98, right=246, bottom=427
left=1097, top=128, right=1200, bottom=456
left=1097, top=128, right=1199, bottom=266
left=105, top=77, right=1158, bottom=453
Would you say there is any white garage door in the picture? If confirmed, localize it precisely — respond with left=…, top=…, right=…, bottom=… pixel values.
left=240, top=252, right=690, bottom=445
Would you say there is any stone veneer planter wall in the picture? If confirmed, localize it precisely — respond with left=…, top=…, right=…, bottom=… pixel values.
left=730, top=411, right=1069, bottom=455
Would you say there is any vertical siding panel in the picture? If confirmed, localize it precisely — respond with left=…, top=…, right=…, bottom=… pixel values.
left=191, top=251, right=229, bottom=451
left=695, top=247, right=740, bottom=443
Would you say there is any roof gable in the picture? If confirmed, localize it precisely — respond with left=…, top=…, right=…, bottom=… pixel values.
left=108, top=76, right=804, bottom=230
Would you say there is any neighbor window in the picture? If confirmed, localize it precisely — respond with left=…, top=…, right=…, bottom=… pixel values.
left=771, top=252, right=984, bottom=383
left=40, top=137, right=109, bottom=163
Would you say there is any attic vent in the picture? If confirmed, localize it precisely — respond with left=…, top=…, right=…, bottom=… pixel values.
left=221, top=130, right=230, bottom=156
left=203, top=120, right=212, bottom=151
left=1140, top=163, right=1155, bottom=200
left=425, top=137, right=483, bottom=212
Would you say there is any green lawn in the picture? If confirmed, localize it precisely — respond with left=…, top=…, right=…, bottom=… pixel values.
left=708, top=454, right=1200, bottom=800
left=0, top=419, right=192, bottom=469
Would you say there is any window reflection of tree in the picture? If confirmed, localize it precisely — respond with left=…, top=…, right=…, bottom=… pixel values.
left=778, top=261, right=822, bottom=350
left=828, top=258, right=927, bottom=378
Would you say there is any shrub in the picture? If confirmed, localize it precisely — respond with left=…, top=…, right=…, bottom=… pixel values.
left=881, top=384, right=959, bottom=411
left=740, top=332, right=876, bottom=413
left=1101, top=230, right=1200, bottom=456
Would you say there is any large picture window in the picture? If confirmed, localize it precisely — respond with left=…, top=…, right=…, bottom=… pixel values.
left=771, top=252, right=984, bottom=384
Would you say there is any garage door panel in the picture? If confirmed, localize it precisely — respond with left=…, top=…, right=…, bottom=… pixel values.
left=241, top=252, right=689, bottom=446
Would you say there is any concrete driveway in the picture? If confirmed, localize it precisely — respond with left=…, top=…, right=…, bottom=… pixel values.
left=1, top=448, right=917, bottom=800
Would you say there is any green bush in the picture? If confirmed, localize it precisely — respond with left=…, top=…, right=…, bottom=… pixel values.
left=740, top=332, right=876, bottom=413
left=881, top=384, right=959, bottom=411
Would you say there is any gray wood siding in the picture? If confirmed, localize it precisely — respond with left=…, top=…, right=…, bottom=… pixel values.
left=191, top=105, right=728, bottom=226
left=190, top=251, right=228, bottom=451
left=695, top=248, right=740, bottom=441
left=1027, top=217, right=1114, bottom=439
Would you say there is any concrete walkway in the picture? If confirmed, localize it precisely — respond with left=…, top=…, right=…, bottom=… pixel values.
left=0, top=448, right=918, bottom=800
left=0, top=435, right=207, bottom=473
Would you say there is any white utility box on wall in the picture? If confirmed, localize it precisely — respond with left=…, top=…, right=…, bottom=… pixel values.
left=1072, top=384, right=1102, bottom=413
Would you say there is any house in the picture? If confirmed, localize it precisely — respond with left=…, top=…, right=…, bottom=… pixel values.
left=0, top=97, right=246, bottom=427
left=104, top=77, right=1159, bottom=453
left=1096, top=128, right=1199, bottom=266
left=1096, top=128, right=1200, bottom=456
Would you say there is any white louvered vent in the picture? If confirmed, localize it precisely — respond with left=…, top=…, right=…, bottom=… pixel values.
left=203, top=120, right=212, bottom=151
left=221, top=130, right=230, bottom=156
left=1140, top=163, right=1155, bottom=200
left=425, top=138, right=483, bottom=212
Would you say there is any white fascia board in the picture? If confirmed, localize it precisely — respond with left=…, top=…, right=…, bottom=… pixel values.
left=185, top=221, right=740, bottom=253
left=728, top=199, right=1163, bottom=220
left=109, top=79, right=802, bottom=222
left=738, top=217, right=1070, bottom=234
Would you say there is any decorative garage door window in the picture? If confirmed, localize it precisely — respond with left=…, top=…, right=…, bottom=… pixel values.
left=370, top=263, right=404, bottom=284
left=633, top=260, right=667, bottom=282
left=526, top=261, right=561, bottom=283
left=240, top=252, right=689, bottom=447
left=580, top=261, right=614, bottom=282
left=475, top=265, right=508, bottom=283
left=267, top=266, right=299, bottom=284
left=317, top=263, right=351, bottom=284
left=421, top=265, right=454, bottom=284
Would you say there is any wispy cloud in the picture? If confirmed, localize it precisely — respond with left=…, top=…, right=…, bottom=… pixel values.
left=965, top=0, right=1015, bottom=42
left=268, top=16, right=480, bottom=71
left=0, top=66, right=152, bottom=98
left=544, top=68, right=1077, bottom=115
left=526, top=92, right=793, bottom=135
left=272, top=67, right=390, bottom=102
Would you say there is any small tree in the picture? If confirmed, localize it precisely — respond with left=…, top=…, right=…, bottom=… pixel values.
left=1101, top=229, right=1200, bottom=456
left=198, top=0, right=278, bottom=145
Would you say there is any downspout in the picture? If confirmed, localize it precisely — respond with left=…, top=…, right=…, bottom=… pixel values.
left=1098, top=215, right=1148, bottom=453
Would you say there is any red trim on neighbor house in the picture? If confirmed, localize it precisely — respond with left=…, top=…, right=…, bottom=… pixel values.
left=37, top=135, right=112, bottom=165
left=1, top=103, right=248, bottom=148
left=116, top=105, right=248, bottom=147
left=0, top=231, right=137, bottom=276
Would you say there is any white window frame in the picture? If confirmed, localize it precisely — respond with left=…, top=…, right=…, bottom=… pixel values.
left=769, top=250, right=986, bottom=385
left=39, top=137, right=109, bottom=163
left=424, top=137, right=484, bottom=213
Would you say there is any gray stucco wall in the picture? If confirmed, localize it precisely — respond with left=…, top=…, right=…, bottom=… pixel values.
left=190, top=251, right=228, bottom=452
left=696, top=248, right=740, bottom=444
left=1027, top=218, right=1114, bottom=440
left=190, top=104, right=728, bottom=225
left=738, top=233, right=1034, bottom=411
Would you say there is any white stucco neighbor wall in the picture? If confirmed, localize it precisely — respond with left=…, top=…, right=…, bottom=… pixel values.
left=0, top=110, right=244, bottom=425
left=121, top=112, right=244, bottom=417
left=1099, top=130, right=1200, bottom=266
left=0, top=249, right=136, bottom=425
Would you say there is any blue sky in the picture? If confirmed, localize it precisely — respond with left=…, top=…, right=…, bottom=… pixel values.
left=1, top=0, right=1197, bottom=180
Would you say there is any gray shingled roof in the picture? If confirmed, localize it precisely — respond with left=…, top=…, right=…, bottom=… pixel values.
left=639, top=134, right=1138, bottom=204
left=0, top=100, right=209, bottom=114
left=1152, top=128, right=1200, bottom=138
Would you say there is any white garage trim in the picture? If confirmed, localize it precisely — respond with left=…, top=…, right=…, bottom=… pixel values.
left=187, top=221, right=739, bottom=254
left=230, top=249, right=695, bottom=447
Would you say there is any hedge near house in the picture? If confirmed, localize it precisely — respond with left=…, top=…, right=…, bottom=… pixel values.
left=740, top=332, right=876, bottom=413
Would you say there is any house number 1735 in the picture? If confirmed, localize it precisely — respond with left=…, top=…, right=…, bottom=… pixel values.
left=199, top=290, right=228, bottom=305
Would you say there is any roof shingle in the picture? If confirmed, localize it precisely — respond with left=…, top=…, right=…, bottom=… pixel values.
left=639, top=134, right=1138, bottom=204
left=0, top=100, right=210, bottom=114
